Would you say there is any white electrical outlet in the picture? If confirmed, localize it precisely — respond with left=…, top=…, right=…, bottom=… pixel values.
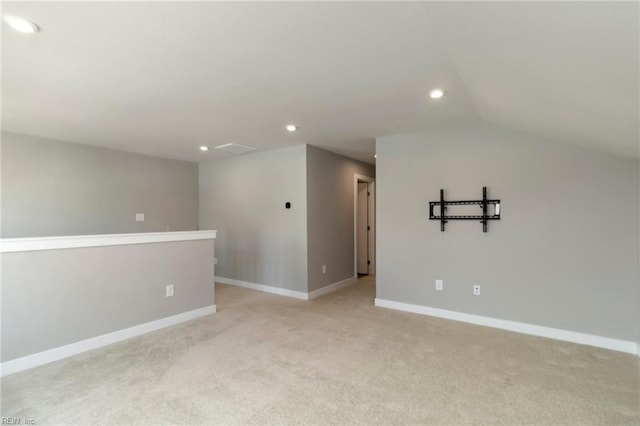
left=473, top=285, right=481, bottom=296
left=214, top=257, right=218, bottom=265
left=322, top=265, right=327, bottom=274
left=435, top=279, right=443, bottom=291
left=166, top=285, right=174, bottom=297
left=135, top=213, right=145, bottom=222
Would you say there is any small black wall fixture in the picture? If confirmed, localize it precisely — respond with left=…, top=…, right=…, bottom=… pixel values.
left=429, top=187, right=501, bottom=232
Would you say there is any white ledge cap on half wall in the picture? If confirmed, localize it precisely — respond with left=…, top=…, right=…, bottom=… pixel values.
left=0, top=230, right=217, bottom=253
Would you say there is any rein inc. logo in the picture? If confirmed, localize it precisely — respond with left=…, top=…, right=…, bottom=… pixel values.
left=1, top=418, right=36, bottom=425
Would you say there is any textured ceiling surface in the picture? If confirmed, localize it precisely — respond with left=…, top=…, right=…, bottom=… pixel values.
left=2, top=1, right=638, bottom=163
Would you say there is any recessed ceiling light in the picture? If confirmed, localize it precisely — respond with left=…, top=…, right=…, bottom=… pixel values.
left=374, top=154, right=377, bottom=158
left=4, top=16, right=39, bottom=34
left=286, top=125, right=297, bottom=132
left=199, top=146, right=209, bottom=152
left=429, top=89, right=445, bottom=99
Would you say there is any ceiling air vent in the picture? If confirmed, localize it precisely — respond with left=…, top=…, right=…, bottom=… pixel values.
left=214, top=143, right=257, bottom=154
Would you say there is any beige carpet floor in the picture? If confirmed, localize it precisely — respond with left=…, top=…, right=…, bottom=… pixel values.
left=1, top=277, right=638, bottom=425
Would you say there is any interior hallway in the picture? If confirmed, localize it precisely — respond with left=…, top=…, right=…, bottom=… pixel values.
left=1, top=276, right=638, bottom=424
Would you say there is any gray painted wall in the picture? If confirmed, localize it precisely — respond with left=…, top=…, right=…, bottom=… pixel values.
left=1, top=132, right=199, bottom=238
left=376, top=124, right=639, bottom=342
left=306, top=146, right=375, bottom=291
left=1, top=239, right=215, bottom=362
left=199, top=145, right=308, bottom=292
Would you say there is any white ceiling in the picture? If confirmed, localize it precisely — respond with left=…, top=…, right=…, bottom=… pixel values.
left=2, top=1, right=638, bottom=164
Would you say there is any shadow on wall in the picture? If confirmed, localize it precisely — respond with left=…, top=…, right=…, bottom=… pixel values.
left=220, top=226, right=306, bottom=292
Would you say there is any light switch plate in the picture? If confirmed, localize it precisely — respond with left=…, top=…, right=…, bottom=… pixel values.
left=136, top=213, right=145, bottom=222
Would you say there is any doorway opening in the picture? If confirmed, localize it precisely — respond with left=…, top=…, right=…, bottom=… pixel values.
left=354, top=174, right=375, bottom=278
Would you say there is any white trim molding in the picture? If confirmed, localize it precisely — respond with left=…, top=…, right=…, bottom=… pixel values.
left=374, top=298, right=638, bottom=355
left=0, top=305, right=217, bottom=377
left=309, top=277, right=356, bottom=300
left=0, top=230, right=217, bottom=253
left=215, top=276, right=357, bottom=301
left=215, top=276, right=309, bottom=300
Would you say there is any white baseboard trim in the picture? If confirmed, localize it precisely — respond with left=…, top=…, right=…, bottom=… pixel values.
left=308, top=277, right=356, bottom=300
left=0, top=305, right=217, bottom=377
left=374, top=298, right=638, bottom=355
left=215, top=276, right=309, bottom=300
left=215, top=276, right=357, bottom=301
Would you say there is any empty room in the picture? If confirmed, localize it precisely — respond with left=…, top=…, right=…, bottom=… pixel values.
left=1, top=1, right=638, bottom=425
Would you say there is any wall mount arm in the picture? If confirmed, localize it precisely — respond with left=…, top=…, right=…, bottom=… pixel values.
left=429, top=187, right=501, bottom=232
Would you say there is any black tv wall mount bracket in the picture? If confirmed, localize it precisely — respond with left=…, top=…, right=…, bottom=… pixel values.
left=429, top=187, right=501, bottom=232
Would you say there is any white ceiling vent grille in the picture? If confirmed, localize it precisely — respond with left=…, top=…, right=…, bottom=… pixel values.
left=214, top=143, right=257, bottom=154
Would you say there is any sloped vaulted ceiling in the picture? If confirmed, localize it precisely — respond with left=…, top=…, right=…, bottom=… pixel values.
left=425, top=1, right=639, bottom=159
left=1, top=1, right=638, bottom=163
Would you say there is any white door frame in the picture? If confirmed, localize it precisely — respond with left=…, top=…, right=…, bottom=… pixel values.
left=353, top=174, right=375, bottom=278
